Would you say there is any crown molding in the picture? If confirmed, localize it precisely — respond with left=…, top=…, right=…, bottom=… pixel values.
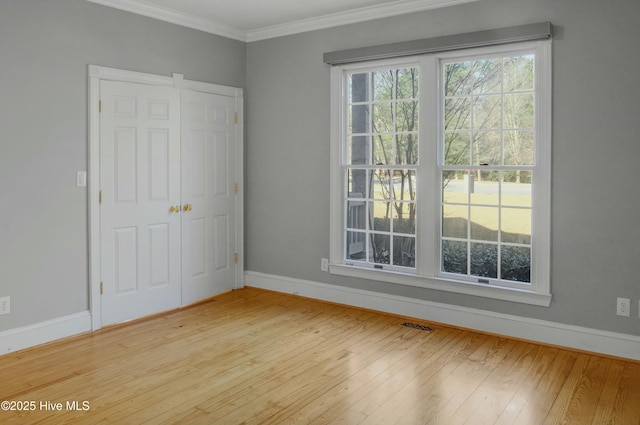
left=85, top=0, right=247, bottom=41
left=246, top=0, right=479, bottom=42
left=86, top=0, right=479, bottom=43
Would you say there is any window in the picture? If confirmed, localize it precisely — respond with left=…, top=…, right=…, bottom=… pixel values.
left=345, top=67, right=419, bottom=269
left=330, top=41, right=551, bottom=306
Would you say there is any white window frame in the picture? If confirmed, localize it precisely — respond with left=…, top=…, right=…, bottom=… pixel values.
left=329, top=40, right=552, bottom=306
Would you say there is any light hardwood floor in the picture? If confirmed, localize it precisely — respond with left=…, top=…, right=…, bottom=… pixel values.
left=1, top=287, right=639, bottom=425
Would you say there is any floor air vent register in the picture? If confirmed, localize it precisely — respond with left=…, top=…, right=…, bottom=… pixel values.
left=401, top=322, right=434, bottom=332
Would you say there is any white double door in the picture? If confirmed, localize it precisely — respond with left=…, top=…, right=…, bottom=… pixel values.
left=99, top=80, right=237, bottom=326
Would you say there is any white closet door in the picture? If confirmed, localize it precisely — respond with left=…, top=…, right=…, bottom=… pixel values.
left=99, top=80, right=181, bottom=326
left=181, top=90, right=237, bottom=304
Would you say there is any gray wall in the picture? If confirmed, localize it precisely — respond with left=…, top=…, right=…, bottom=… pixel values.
left=246, top=0, right=640, bottom=336
left=0, top=0, right=246, bottom=331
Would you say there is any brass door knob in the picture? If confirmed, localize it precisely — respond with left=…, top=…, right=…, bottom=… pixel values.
left=183, top=204, right=192, bottom=212
left=170, top=205, right=180, bottom=213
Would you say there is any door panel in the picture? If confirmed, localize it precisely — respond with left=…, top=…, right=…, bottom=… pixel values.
left=213, top=131, right=229, bottom=195
left=213, top=214, right=229, bottom=270
left=181, top=90, right=237, bottom=304
left=149, top=129, right=170, bottom=200
left=189, top=217, right=206, bottom=277
left=114, top=227, right=137, bottom=294
left=114, top=127, right=137, bottom=203
left=100, top=80, right=181, bottom=326
left=149, top=223, right=170, bottom=288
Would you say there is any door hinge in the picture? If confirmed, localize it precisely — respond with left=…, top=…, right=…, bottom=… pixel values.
left=100, top=281, right=103, bottom=295
left=99, top=100, right=102, bottom=113
left=99, top=190, right=103, bottom=204
left=234, top=253, right=238, bottom=264
left=234, top=112, right=237, bottom=124
left=233, top=183, right=238, bottom=194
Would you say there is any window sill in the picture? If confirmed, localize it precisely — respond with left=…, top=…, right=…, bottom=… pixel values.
left=329, top=263, right=551, bottom=307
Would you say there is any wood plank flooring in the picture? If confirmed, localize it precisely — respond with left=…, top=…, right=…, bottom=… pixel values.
left=1, top=287, right=638, bottom=425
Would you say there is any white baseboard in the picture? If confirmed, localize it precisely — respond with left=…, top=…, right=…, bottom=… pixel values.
left=0, top=311, right=92, bottom=355
left=245, top=271, right=640, bottom=361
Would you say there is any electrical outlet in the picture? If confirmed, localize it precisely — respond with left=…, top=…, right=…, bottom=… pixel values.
left=321, top=258, right=329, bottom=272
left=0, top=297, right=10, bottom=315
left=616, top=297, right=630, bottom=317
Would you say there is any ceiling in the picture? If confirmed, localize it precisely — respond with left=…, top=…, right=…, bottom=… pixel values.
left=86, top=0, right=478, bottom=42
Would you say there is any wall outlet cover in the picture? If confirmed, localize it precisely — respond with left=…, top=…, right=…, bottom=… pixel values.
left=0, top=296, right=10, bottom=315
left=616, top=297, right=630, bottom=317
left=321, top=258, right=329, bottom=272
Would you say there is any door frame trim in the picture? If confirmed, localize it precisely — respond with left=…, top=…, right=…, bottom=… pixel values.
left=88, top=65, right=244, bottom=331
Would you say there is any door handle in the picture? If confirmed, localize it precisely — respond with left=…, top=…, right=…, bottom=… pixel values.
left=170, top=205, right=180, bottom=213
left=183, top=204, right=192, bottom=212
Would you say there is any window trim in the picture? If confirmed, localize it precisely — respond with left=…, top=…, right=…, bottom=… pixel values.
left=329, top=40, right=552, bottom=307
